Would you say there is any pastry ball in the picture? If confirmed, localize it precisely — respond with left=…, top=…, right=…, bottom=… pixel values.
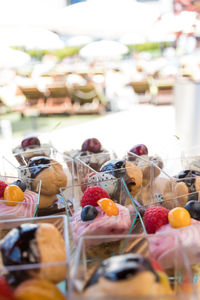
left=125, top=161, right=143, bottom=196
left=28, top=157, right=67, bottom=209
left=1, top=223, right=67, bottom=284
left=83, top=254, right=172, bottom=298
left=30, top=158, right=67, bottom=196
left=14, top=279, right=66, bottom=300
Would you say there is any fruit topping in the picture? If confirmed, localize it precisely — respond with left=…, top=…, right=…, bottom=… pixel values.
left=81, top=138, right=101, bottom=153
left=0, top=180, right=8, bottom=198
left=129, top=144, right=148, bottom=156
left=0, top=276, right=15, bottom=300
left=12, top=179, right=26, bottom=192
left=168, top=207, right=191, bottom=228
left=100, top=160, right=125, bottom=177
left=143, top=206, right=169, bottom=234
left=81, top=186, right=110, bottom=208
left=97, top=198, right=119, bottom=216
left=81, top=205, right=98, bottom=221
left=85, top=254, right=159, bottom=288
left=21, top=136, right=41, bottom=149
left=4, top=185, right=24, bottom=207
left=184, top=201, right=200, bottom=221
left=28, top=156, right=52, bottom=179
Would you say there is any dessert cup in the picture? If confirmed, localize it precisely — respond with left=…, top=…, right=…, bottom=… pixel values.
left=61, top=177, right=146, bottom=260
left=150, top=170, right=200, bottom=206
left=69, top=234, right=195, bottom=299
left=76, top=157, right=153, bottom=205
left=0, top=175, right=41, bottom=219
left=3, top=153, right=74, bottom=216
left=133, top=190, right=200, bottom=289
left=0, top=215, right=69, bottom=299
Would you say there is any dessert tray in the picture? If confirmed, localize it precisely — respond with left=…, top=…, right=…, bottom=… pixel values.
left=0, top=137, right=200, bottom=299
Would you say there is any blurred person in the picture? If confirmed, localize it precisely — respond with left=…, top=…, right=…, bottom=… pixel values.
left=105, top=67, right=136, bottom=111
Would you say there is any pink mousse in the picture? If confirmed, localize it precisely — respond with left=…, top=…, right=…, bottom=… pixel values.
left=0, top=190, right=38, bottom=219
left=150, top=219, right=200, bottom=269
left=70, top=204, right=131, bottom=246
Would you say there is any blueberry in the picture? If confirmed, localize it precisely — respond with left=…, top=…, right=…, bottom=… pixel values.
left=184, top=201, right=200, bottom=220
left=81, top=205, right=98, bottom=222
left=12, top=179, right=26, bottom=192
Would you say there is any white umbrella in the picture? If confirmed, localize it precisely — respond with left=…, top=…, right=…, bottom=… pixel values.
left=79, top=40, right=128, bottom=60
left=48, top=0, right=160, bottom=39
left=0, top=27, right=64, bottom=49
left=66, top=35, right=93, bottom=46
left=119, top=33, right=146, bottom=45
left=0, top=47, right=30, bottom=68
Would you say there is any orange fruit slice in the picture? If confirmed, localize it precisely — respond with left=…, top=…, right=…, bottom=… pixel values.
left=97, top=198, right=119, bottom=216
left=4, top=185, right=24, bottom=207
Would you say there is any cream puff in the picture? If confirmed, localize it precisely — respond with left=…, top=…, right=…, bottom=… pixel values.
left=1, top=223, right=67, bottom=284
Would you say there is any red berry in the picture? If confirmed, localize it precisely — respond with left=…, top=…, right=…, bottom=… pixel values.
left=81, top=138, right=101, bottom=153
left=0, top=276, right=15, bottom=300
left=21, top=136, right=40, bottom=149
left=81, top=186, right=110, bottom=208
left=143, top=206, right=169, bottom=234
left=130, top=144, right=148, bottom=156
left=0, top=181, right=8, bottom=198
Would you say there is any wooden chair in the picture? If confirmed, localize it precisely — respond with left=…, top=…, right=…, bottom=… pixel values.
left=19, top=86, right=45, bottom=100
left=46, top=83, right=71, bottom=98
left=70, top=83, right=98, bottom=105
left=39, top=97, right=73, bottom=115
left=152, top=79, right=174, bottom=105
left=129, top=80, right=149, bottom=94
left=14, top=86, right=46, bottom=116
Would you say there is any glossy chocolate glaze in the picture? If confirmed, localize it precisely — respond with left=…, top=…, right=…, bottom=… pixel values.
left=100, top=160, right=126, bottom=178
left=1, top=224, right=40, bottom=286
left=175, top=169, right=200, bottom=201
left=28, top=156, right=52, bottom=178
left=1, top=224, right=40, bottom=266
left=84, top=254, right=159, bottom=289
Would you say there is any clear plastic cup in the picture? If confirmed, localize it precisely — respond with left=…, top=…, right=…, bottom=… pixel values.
left=70, top=234, right=196, bottom=299
left=0, top=215, right=69, bottom=299
left=0, top=175, right=41, bottom=219
left=2, top=153, right=74, bottom=216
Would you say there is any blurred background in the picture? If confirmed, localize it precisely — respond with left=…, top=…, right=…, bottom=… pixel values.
left=0, top=0, right=200, bottom=156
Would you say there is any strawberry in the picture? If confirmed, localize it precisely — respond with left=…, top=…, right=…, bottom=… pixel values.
left=81, top=186, right=110, bottom=208
left=0, top=276, right=15, bottom=300
left=143, top=206, right=169, bottom=234
left=0, top=181, right=8, bottom=198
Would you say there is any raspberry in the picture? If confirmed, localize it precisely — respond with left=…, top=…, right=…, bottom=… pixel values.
left=0, top=181, right=8, bottom=198
left=143, top=206, right=169, bottom=234
left=81, top=186, right=110, bottom=208
left=0, top=276, right=15, bottom=300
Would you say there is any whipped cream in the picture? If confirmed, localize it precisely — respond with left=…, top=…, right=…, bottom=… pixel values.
left=71, top=204, right=131, bottom=246
left=150, top=219, right=200, bottom=269
left=0, top=190, right=39, bottom=219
